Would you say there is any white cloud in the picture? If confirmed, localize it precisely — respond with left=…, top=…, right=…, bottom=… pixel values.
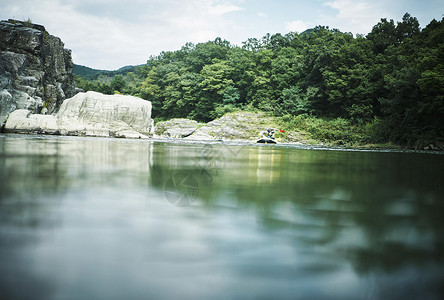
left=324, top=0, right=371, bottom=19
left=257, top=12, right=267, bottom=18
left=0, top=0, right=247, bottom=70
left=209, top=2, right=244, bottom=15
left=1, top=0, right=439, bottom=69
left=286, top=20, right=311, bottom=33
left=322, top=0, right=389, bottom=34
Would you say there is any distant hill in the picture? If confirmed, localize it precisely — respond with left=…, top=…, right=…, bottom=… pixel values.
left=73, top=65, right=107, bottom=80
left=300, top=28, right=314, bottom=36
left=73, top=64, right=142, bottom=80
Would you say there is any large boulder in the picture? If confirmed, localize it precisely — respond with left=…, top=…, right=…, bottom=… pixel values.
left=183, top=111, right=308, bottom=143
left=154, top=118, right=200, bottom=138
left=5, top=91, right=154, bottom=138
left=3, top=109, right=58, bottom=135
left=0, top=19, right=77, bottom=129
left=186, top=112, right=269, bottom=141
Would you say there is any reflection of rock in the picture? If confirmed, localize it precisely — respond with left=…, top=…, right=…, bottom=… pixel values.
left=154, top=118, right=200, bottom=138
left=0, top=19, right=77, bottom=127
left=5, top=91, right=153, bottom=138
left=0, top=133, right=154, bottom=205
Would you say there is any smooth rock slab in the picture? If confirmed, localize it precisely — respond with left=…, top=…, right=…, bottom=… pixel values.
left=154, top=118, right=200, bottom=138
left=5, top=91, right=154, bottom=138
left=4, top=109, right=58, bottom=134
left=186, top=111, right=266, bottom=141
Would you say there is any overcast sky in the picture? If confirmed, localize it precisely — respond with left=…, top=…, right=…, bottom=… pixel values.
left=1, top=0, right=442, bottom=70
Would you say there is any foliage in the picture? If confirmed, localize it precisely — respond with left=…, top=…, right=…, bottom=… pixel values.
left=277, top=114, right=365, bottom=145
left=74, top=13, right=444, bottom=148
left=73, top=64, right=140, bottom=80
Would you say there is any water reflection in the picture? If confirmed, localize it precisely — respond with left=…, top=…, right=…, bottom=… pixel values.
left=1, top=134, right=443, bottom=300
left=150, top=141, right=444, bottom=299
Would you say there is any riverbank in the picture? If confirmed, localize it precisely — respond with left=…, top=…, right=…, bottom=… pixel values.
left=2, top=107, right=441, bottom=152
left=3, top=132, right=444, bottom=156
left=153, top=111, right=442, bottom=151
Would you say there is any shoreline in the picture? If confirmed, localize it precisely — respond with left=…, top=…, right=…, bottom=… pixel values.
left=2, top=132, right=443, bottom=155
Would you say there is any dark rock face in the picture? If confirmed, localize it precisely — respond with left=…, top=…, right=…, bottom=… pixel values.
left=0, top=19, right=77, bottom=128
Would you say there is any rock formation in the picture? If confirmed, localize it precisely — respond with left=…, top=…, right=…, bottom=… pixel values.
left=153, top=111, right=307, bottom=143
left=0, top=19, right=77, bottom=128
left=5, top=91, right=154, bottom=139
left=154, top=118, right=200, bottom=138
left=186, top=112, right=275, bottom=141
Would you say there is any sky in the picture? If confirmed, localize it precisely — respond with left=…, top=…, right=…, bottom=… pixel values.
left=1, top=0, right=442, bottom=70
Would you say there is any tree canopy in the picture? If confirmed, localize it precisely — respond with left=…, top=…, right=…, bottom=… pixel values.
left=75, top=13, right=444, bottom=147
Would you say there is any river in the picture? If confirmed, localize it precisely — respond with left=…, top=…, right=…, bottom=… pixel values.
left=0, top=134, right=443, bottom=299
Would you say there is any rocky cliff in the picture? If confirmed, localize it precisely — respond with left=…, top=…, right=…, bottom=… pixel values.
left=0, top=19, right=77, bottom=129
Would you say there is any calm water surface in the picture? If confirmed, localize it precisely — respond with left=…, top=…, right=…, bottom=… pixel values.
left=0, top=134, right=443, bottom=300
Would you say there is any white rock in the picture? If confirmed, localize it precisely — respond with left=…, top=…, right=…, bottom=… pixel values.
left=5, top=91, right=153, bottom=139
left=184, top=130, right=213, bottom=141
left=0, top=89, right=13, bottom=126
left=4, top=109, right=58, bottom=134
left=154, top=118, right=200, bottom=138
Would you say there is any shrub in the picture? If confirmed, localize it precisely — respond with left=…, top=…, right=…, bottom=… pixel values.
left=277, top=114, right=379, bottom=146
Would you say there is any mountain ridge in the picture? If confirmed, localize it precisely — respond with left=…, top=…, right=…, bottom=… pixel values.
left=73, top=64, right=142, bottom=80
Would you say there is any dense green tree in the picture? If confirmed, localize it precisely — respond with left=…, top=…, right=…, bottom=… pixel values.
left=367, top=18, right=398, bottom=53
left=110, top=75, right=126, bottom=93
left=226, top=47, right=256, bottom=105
left=74, top=15, right=443, bottom=147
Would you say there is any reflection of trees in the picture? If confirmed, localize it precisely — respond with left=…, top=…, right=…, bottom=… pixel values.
left=150, top=143, right=444, bottom=276
left=255, top=151, right=444, bottom=275
left=254, top=151, right=444, bottom=276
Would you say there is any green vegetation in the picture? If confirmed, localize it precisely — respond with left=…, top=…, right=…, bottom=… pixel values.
left=73, top=64, right=140, bottom=80
left=275, top=114, right=382, bottom=147
left=74, top=13, right=444, bottom=149
left=24, top=18, right=33, bottom=27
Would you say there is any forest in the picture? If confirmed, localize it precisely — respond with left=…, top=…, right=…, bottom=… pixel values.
left=73, top=64, right=140, bottom=81
left=74, top=14, right=443, bottom=148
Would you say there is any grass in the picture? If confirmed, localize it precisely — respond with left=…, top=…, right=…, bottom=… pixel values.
left=275, top=114, right=390, bottom=147
left=154, top=110, right=402, bottom=148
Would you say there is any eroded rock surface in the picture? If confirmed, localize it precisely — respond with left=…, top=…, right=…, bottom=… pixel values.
left=0, top=19, right=77, bottom=128
left=154, top=119, right=200, bottom=138
left=5, top=91, right=153, bottom=138
left=185, top=112, right=274, bottom=141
